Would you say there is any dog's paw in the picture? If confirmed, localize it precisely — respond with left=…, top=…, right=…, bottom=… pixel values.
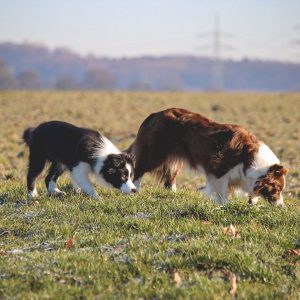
left=48, top=189, right=66, bottom=197
left=73, top=187, right=81, bottom=194
left=28, top=189, right=38, bottom=199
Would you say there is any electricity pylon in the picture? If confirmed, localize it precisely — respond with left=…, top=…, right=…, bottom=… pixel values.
left=197, top=13, right=234, bottom=91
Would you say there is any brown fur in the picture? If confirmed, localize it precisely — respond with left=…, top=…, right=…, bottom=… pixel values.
left=253, top=164, right=287, bottom=203
left=128, top=108, right=260, bottom=187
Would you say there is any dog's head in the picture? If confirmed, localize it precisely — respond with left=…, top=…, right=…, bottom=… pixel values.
left=100, top=153, right=137, bottom=193
left=253, top=164, right=288, bottom=207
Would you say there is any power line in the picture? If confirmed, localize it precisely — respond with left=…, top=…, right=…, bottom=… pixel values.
left=197, top=13, right=234, bottom=91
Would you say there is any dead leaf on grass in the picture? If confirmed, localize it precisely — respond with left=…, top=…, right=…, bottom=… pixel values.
left=66, top=236, right=75, bottom=250
left=174, top=271, right=182, bottom=288
left=0, top=249, right=6, bottom=255
left=223, top=224, right=240, bottom=238
left=287, top=249, right=300, bottom=256
left=229, top=274, right=237, bottom=296
left=202, top=221, right=212, bottom=225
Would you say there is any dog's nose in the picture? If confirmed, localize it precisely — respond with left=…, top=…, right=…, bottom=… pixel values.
left=131, top=188, right=137, bottom=193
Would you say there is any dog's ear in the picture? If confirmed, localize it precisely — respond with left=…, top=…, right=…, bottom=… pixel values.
left=253, top=179, right=264, bottom=194
left=269, top=164, right=288, bottom=178
left=123, top=153, right=136, bottom=165
left=108, top=154, right=123, bottom=167
left=254, top=178, right=274, bottom=198
left=128, top=153, right=136, bottom=164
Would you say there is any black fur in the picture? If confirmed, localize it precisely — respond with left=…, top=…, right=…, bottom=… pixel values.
left=22, top=127, right=35, bottom=146
left=101, top=153, right=135, bottom=189
left=23, top=121, right=135, bottom=194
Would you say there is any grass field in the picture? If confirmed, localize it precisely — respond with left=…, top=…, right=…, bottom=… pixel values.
left=0, top=91, right=299, bottom=299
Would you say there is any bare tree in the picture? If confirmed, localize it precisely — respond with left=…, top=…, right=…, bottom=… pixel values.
left=82, top=69, right=116, bottom=90
left=0, top=60, right=16, bottom=89
left=16, top=70, right=42, bottom=89
left=55, top=75, right=79, bottom=90
left=128, top=81, right=152, bottom=91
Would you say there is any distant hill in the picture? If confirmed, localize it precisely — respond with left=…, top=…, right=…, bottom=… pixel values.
left=0, top=42, right=300, bottom=91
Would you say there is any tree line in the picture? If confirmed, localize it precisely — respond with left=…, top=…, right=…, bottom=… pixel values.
left=1, top=42, right=300, bottom=91
left=0, top=59, right=117, bottom=90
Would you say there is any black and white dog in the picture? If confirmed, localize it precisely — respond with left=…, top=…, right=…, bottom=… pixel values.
left=23, top=121, right=137, bottom=199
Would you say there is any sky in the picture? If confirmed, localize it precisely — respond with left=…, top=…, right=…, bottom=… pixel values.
left=1, top=0, right=300, bottom=62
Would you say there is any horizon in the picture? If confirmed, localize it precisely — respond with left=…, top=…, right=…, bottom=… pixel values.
left=2, top=40, right=300, bottom=65
left=1, top=0, right=300, bottom=63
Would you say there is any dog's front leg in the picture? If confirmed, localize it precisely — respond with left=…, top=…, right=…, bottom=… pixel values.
left=201, top=175, right=229, bottom=205
left=248, top=196, right=259, bottom=205
left=133, top=177, right=142, bottom=191
left=71, top=164, right=98, bottom=199
left=71, top=178, right=82, bottom=194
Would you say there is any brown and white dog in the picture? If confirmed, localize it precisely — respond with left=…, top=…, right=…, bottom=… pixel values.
left=127, top=108, right=288, bottom=206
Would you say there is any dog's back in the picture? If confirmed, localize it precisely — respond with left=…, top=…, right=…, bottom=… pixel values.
left=23, top=121, right=102, bottom=167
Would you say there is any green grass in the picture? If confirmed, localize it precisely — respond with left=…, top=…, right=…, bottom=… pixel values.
left=0, top=91, right=299, bottom=299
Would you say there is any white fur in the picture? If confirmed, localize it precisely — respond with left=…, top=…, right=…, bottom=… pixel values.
left=71, top=179, right=81, bottom=193
left=92, top=135, right=121, bottom=186
left=201, top=163, right=244, bottom=204
left=274, top=194, right=285, bottom=207
left=93, top=136, right=120, bottom=158
left=171, top=184, right=177, bottom=192
left=28, top=188, right=38, bottom=199
left=202, top=178, right=228, bottom=205
left=71, top=162, right=98, bottom=198
left=47, top=180, right=65, bottom=196
left=246, top=142, right=282, bottom=198
left=70, top=138, right=136, bottom=197
left=249, top=196, right=259, bottom=205
left=247, top=143, right=279, bottom=179
left=120, top=163, right=136, bottom=193
left=200, top=143, right=284, bottom=205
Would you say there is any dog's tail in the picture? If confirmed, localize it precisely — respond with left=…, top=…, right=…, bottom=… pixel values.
left=152, top=156, right=184, bottom=186
left=22, top=127, right=35, bottom=147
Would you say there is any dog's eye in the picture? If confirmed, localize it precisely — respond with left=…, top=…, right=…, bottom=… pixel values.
left=108, top=168, right=115, bottom=175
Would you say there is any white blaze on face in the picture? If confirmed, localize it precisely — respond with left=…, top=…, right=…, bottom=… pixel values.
left=120, top=163, right=136, bottom=193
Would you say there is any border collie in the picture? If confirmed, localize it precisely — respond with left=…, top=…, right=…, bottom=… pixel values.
left=127, top=108, right=287, bottom=206
left=23, top=121, right=137, bottom=199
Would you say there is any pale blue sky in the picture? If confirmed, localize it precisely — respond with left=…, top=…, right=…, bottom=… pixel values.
left=1, top=0, right=300, bottom=62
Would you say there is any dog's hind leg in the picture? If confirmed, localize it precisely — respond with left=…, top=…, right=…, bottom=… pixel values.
left=27, top=153, right=46, bottom=199
left=164, top=160, right=183, bottom=192
left=45, top=162, right=66, bottom=197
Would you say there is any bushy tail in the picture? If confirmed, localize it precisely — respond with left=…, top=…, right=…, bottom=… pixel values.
left=152, top=156, right=184, bottom=185
left=22, top=127, right=35, bottom=146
